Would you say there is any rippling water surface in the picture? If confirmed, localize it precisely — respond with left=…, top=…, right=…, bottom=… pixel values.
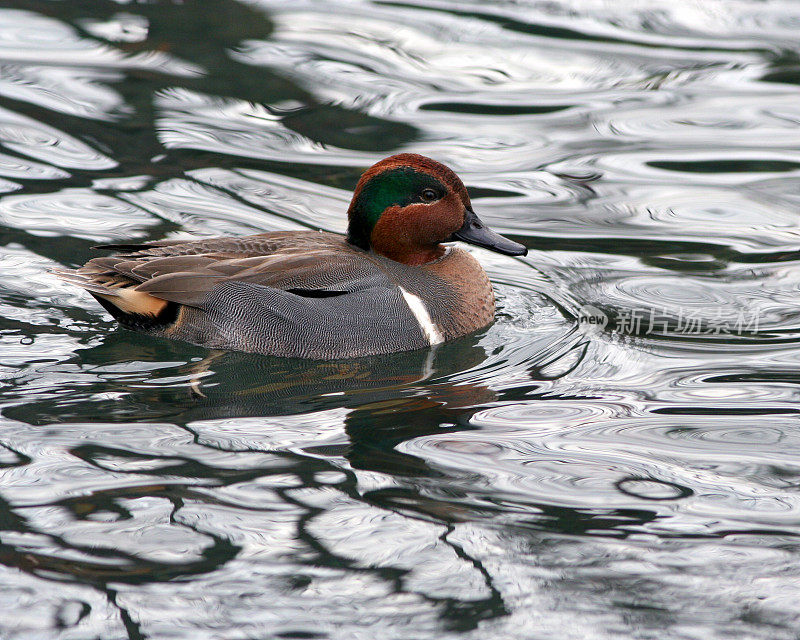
left=2, top=1, right=800, bottom=638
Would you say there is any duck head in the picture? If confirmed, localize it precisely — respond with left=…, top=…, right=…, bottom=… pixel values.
left=347, top=153, right=527, bottom=265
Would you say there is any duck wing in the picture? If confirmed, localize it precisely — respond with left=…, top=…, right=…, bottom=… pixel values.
left=58, top=231, right=382, bottom=308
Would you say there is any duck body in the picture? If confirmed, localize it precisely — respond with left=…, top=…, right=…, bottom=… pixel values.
left=58, top=154, right=526, bottom=359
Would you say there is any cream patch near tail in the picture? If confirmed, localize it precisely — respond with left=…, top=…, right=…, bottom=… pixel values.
left=94, top=287, right=168, bottom=316
left=53, top=268, right=167, bottom=317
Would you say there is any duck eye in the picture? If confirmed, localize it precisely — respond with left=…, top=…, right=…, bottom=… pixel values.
left=421, top=188, right=438, bottom=202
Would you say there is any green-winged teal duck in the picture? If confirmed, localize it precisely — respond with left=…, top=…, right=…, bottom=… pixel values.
left=57, top=154, right=527, bottom=359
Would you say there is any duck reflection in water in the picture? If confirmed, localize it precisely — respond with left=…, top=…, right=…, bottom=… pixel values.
left=0, top=331, right=654, bottom=636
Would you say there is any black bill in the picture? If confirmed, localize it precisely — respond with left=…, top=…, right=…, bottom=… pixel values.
left=449, top=208, right=527, bottom=256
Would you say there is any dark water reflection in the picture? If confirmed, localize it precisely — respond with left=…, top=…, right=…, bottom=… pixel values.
left=3, top=0, right=800, bottom=638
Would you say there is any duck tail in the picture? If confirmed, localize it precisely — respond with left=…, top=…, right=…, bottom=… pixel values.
left=52, top=267, right=178, bottom=330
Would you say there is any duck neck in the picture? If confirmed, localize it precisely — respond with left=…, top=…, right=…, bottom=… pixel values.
left=373, top=243, right=446, bottom=266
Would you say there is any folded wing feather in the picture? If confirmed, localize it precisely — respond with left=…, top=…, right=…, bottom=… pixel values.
left=56, top=232, right=380, bottom=316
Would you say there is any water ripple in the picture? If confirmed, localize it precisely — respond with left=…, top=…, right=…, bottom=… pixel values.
left=0, top=9, right=201, bottom=76
left=0, top=64, right=129, bottom=121
left=0, top=106, right=116, bottom=171
left=0, top=190, right=157, bottom=242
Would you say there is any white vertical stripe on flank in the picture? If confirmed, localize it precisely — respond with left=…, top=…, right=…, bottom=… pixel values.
left=399, top=286, right=444, bottom=346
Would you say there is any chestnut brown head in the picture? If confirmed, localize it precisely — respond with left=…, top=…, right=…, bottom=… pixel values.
left=347, top=153, right=527, bottom=265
